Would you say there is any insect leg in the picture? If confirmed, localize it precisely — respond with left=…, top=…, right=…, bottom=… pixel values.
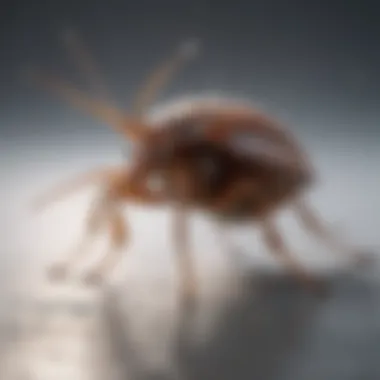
left=35, top=166, right=126, bottom=282
left=47, top=193, right=109, bottom=282
left=260, top=218, right=328, bottom=296
left=173, top=205, right=198, bottom=305
left=31, top=166, right=129, bottom=212
left=79, top=165, right=166, bottom=285
left=82, top=203, right=127, bottom=286
left=163, top=165, right=199, bottom=303
left=294, top=199, right=373, bottom=267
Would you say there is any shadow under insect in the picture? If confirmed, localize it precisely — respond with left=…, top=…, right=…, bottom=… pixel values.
left=99, top=269, right=380, bottom=380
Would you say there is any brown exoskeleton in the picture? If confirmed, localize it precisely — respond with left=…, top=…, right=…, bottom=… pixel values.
left=28, top=30, right=371, bottom=301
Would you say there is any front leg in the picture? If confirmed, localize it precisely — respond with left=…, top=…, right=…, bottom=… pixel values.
left=81, top=166, right=169, bottom=286
left=83, top=203, right=128, bottom=286
left=47, top=193, right=109, bottom=282
left=36, top=163, right=166, bottom=286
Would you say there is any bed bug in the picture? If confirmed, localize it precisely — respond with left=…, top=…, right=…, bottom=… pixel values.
left=27, top=30, right=371, bottom=301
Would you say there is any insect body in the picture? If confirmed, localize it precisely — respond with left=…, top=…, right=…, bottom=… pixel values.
left=28, top=32, right=371, bottom=301
left=132, top=104, right=312, bottom=223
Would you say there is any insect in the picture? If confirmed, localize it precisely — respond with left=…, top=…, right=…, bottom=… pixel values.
left=28, top=30, right=371, bottom=301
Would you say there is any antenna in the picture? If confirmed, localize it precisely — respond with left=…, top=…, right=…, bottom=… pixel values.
left=131, top=38, right=201, bottom=116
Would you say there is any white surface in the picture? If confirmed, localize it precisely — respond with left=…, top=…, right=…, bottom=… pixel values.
left=0, top=281, right=105, bottom=380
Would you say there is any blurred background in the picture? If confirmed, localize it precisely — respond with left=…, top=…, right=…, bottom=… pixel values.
left=0, top=0, right=380, bottom=379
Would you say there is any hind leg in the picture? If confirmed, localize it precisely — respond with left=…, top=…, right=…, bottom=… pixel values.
left=295, top=199, right=373, bottom=267
left=261, top=218, right=328, bottom=296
